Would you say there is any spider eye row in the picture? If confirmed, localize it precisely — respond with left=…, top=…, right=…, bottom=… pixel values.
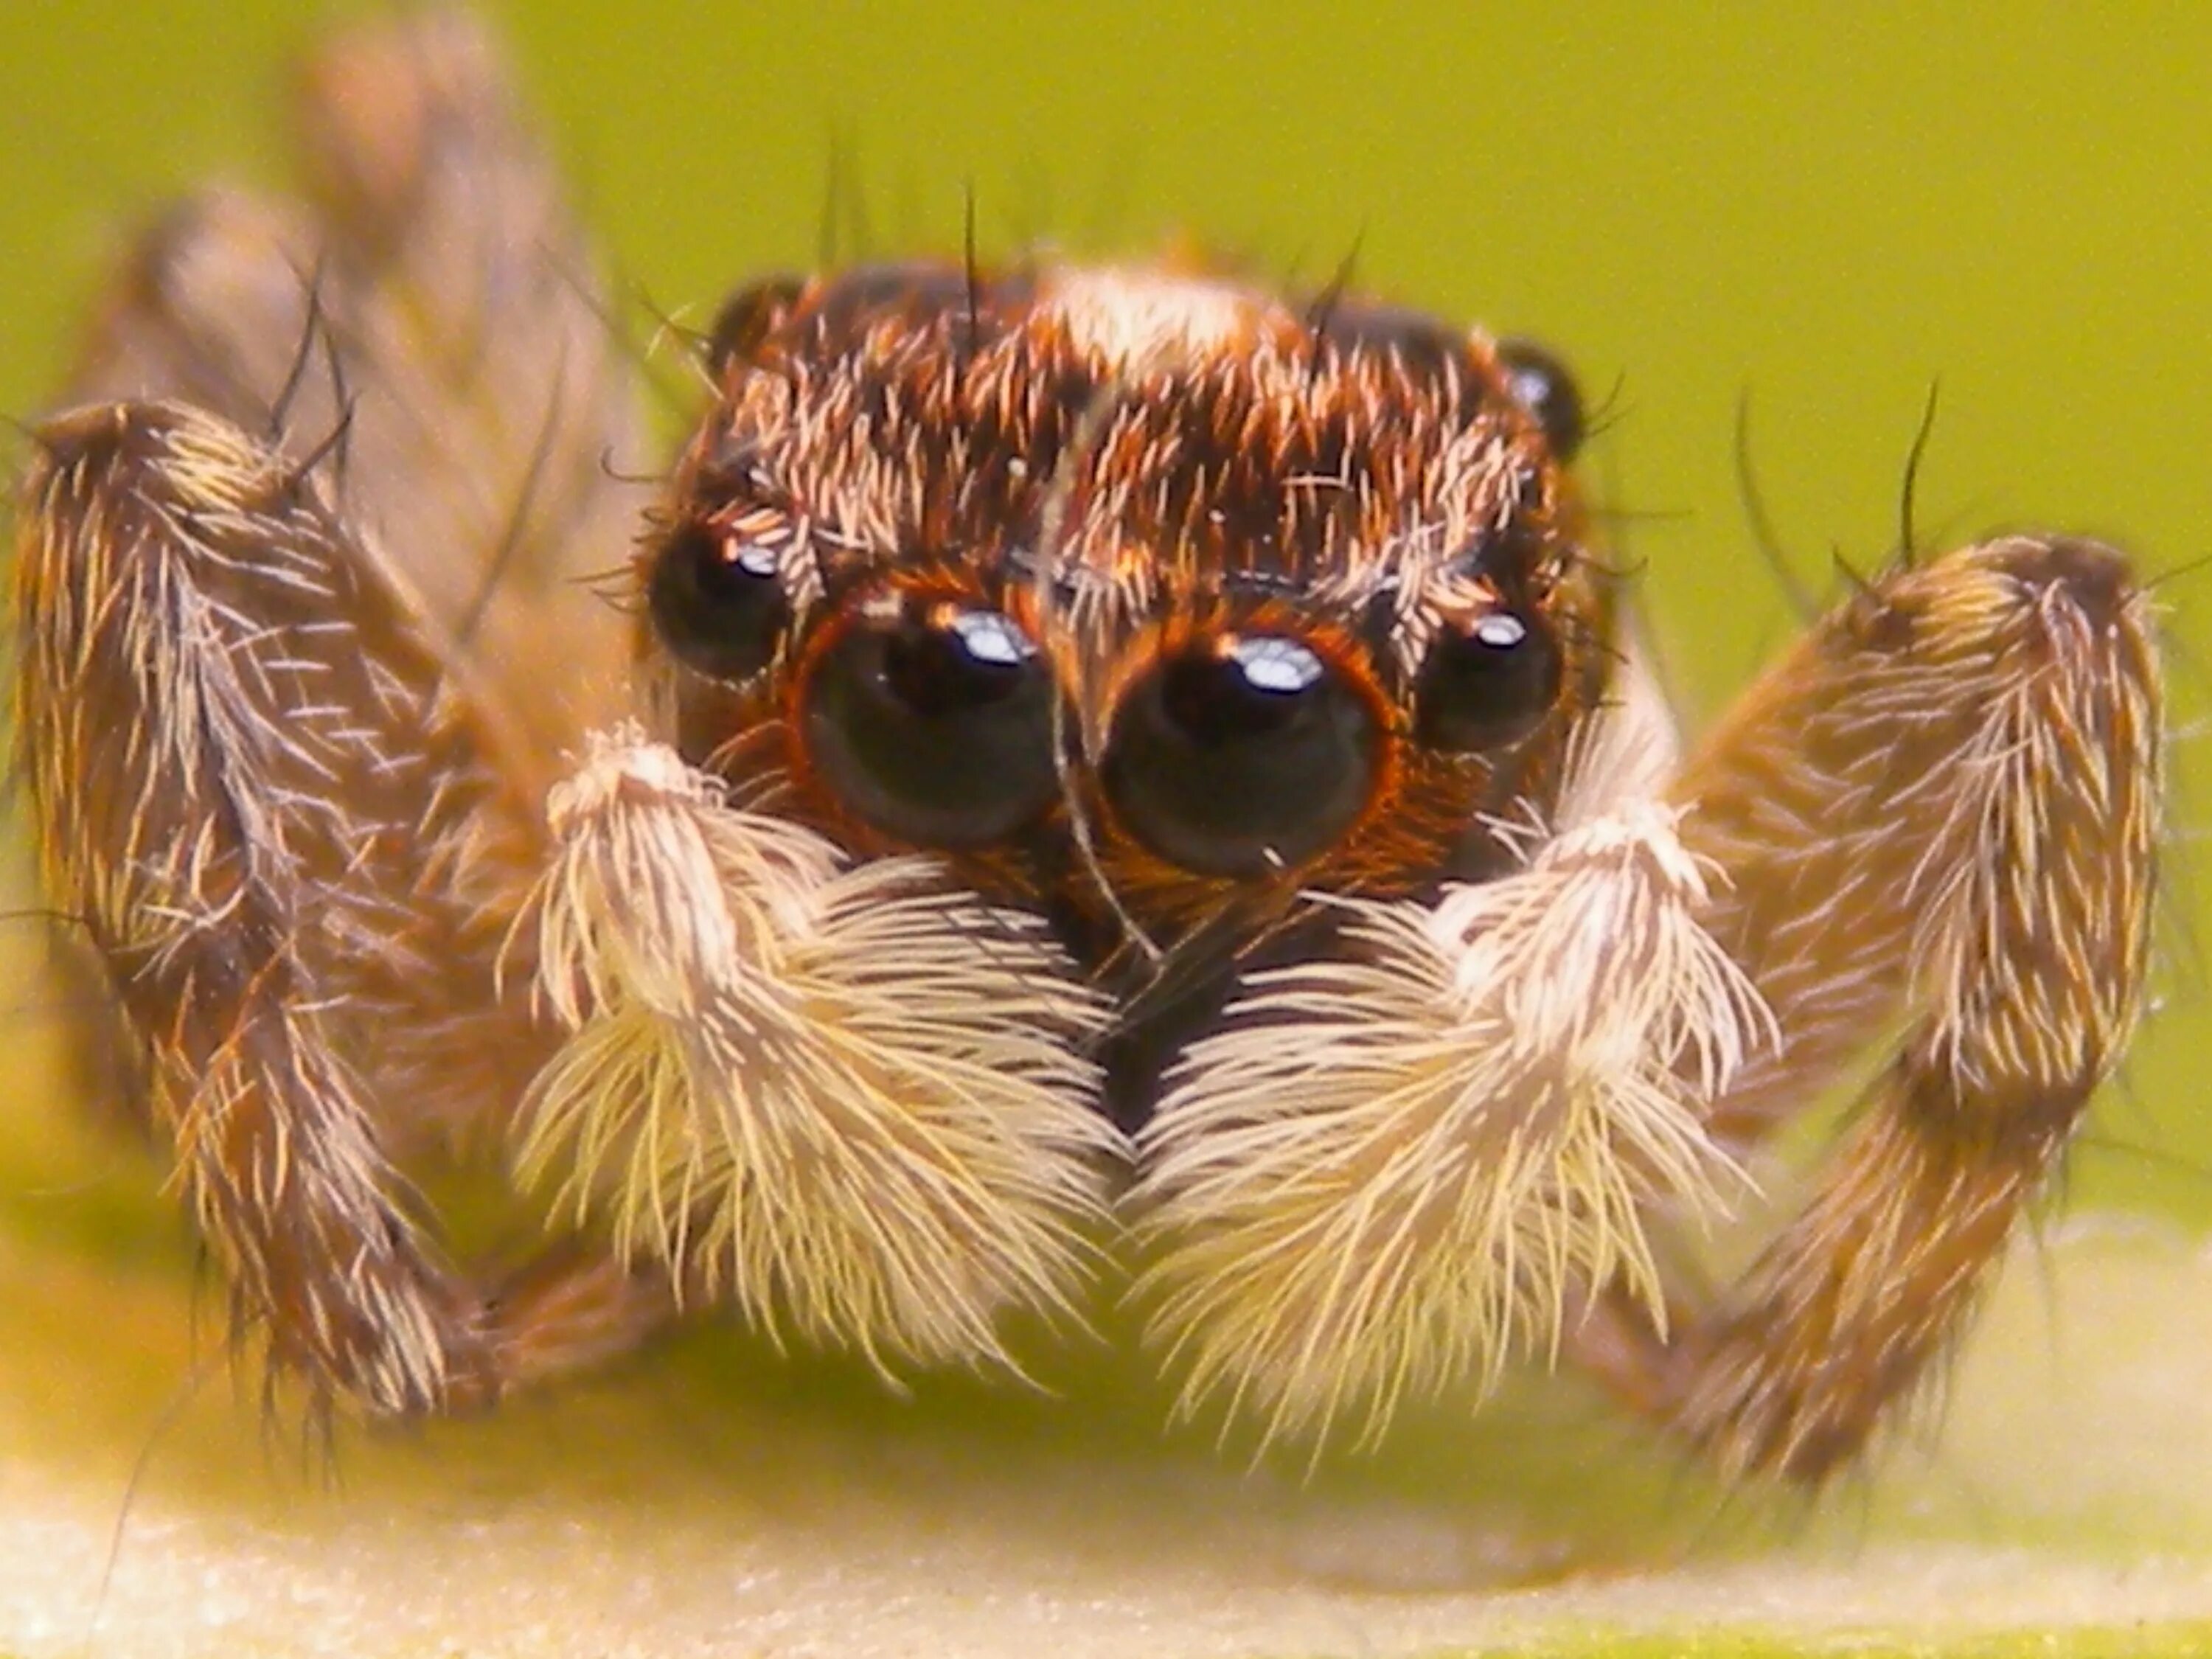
left=651, top=533, right=1562, bottom=874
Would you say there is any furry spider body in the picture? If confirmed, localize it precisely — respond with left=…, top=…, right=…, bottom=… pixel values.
left=12, top=15, right=2160, bottom=1485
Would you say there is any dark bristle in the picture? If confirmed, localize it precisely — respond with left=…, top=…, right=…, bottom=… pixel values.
left=1301, top=230, right=1363, bottom=388
left=265, top=253, right=332, bottom=442
left=1733, top=388, right=1818, bottom=621
left=1896, top=378, right=1942, bottom=568
left=961, top=181, right=984, bottom=368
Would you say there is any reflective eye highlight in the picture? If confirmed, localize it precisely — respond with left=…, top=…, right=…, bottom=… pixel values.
left=648, top=521, right=790, bottom=683
left=801, top=600, right=1060, bottom=848
left=1415, top=606, right=1562, bottom=754
left=1102, top=633, right=1379, bottom=878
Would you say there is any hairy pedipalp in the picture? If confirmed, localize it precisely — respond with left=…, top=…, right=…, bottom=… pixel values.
left=1133, top=793, right=1771, bottom=1453
left=522, top=729, right=1120, bottom=1376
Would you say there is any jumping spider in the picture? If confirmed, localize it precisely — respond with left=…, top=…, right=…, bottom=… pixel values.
left=12, top=13, right=2160, bottom=1485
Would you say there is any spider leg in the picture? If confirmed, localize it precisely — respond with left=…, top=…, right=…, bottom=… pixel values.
left=1572, top=535, right=2160, bottom=1481
left=12, top=14, right=677, bottom=1416
left=18, top=401, right=526, bottom=1411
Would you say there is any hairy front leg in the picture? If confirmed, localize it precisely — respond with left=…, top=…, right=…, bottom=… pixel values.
left=13, top=13, right=668, bottom=1416
left=1576, top=535, right=2160, bottom=1481
left=16, top=403, right=536, bottom=1413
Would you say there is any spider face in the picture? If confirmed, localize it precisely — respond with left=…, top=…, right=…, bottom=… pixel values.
left=641, top=265, right=1609, bottom=1126
left=650, top=268, right=1599, bottom=906
left=14, top=11, right=2162, bottom=1486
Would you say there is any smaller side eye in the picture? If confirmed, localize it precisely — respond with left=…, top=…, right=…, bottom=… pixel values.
left=647, top=521, right=790, bottom=683
left=1495, top=338, right=1585, bottom=462
left=1415, top=608, right=1562, bottom=754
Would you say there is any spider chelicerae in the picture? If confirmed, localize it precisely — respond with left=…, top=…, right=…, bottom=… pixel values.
left=12, top=12, right=2160, bottom=1484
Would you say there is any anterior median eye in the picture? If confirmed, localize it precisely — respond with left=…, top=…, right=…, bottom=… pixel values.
left=1415, top=607, right=1562, bottom=753
left=802, top=600, right=1060, bottom=847
left=1102, top=633, right=1379, bottom=879
left=648, top=519, right=790, bottom=682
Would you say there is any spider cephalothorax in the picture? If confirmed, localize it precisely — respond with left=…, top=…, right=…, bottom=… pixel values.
left=13, top=12, right=2161, bottom=1484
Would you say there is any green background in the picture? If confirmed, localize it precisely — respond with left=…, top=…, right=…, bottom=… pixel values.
left=1, top=4, right=2210, bottom=1656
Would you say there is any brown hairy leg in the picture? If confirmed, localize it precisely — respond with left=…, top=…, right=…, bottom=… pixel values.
left=1571, top=535, right=2162, bottom=1481
left=19, top=400, right=514, bottom=1412
left=12, top=13, right=668, bottom=1416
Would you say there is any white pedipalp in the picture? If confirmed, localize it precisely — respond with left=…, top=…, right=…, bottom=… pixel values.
left=1132, top=677, right=1773, bottom=1452
left=522, top=728, right=1120, bottom=1377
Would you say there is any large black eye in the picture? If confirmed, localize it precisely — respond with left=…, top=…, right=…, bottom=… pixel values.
left=648, top=520, right=790, bottom=683
left=1103, top=634, right=1378, bottom=879
left=1416, top=608, right=1562, bottom=753
left=1495, top=338, right=1585, bottom=462
left=804, top=601, right=1059, bottom=847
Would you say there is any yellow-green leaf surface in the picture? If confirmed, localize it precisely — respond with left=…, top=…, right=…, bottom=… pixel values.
left=3, top=6, right=2211, bottom=1657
